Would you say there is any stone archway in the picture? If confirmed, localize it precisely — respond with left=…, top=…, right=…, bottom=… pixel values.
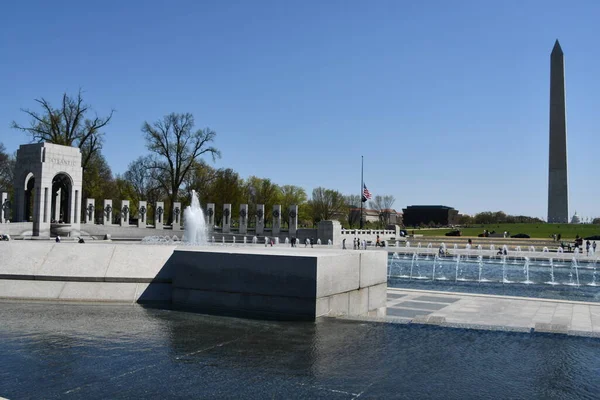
left=13, top=143, right=83, bottom=236
left=51, top=173, right=73, bottom=223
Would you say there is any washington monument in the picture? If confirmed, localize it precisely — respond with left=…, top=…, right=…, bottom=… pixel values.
left=548, top=40, right=568, bottom=223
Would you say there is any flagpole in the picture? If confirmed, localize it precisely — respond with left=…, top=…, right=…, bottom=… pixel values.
left=360, top=155, right=364, bottom=229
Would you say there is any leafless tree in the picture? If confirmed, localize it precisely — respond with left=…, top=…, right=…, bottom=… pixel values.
left=142, top=112, right=220, bottom=221
left=369, top=195, right=396, bottom=226
left=11, top=90, right=113, bottom=170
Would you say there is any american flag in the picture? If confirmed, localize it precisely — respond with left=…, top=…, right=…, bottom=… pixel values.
left=362, top=184, right=372, bottom=202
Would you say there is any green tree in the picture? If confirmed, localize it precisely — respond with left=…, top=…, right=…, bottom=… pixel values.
left=11, top=90, right=113, bottom=171
left=182, top=159, right=217, bottom=208
left=209, top=168, right=244, bottom=225
left=243, top=177, right=281, bottom=227
left=142, top=112, right=220, bottom=222
left=0, top=143, right=15, bottom=194
left=309, top=187, right=347, bottom=224
left=279, top=185, right=307, bottom=227
left=344, top=194, right=362, bottom=227
left=81, top=152, right=117, bottom=222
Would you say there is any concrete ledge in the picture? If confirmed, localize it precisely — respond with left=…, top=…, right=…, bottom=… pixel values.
left=171, top=247, right=387, bottom=320
left=534, top=322, right=569, bottom=334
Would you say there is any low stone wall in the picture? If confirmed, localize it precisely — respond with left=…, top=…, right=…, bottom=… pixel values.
left=171, top=247, right=387, bottom=319
left=0, top=241, right=388, bottom=320
left=0, top=242, right=175, bottom=303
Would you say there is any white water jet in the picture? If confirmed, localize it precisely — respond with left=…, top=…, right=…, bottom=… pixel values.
left=523, top=257, right=533, bottom=284
left=317, top=239, right=322, bottom=245
left=183, top=190, right=208, bottom=245
left=546, top=258, right=558, bottom=285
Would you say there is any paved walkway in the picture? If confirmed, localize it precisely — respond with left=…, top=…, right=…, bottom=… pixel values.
left=378, top=288, right=600, bottom=337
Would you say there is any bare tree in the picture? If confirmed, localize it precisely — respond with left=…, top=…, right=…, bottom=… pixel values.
left=123, top=155, right=166, bottom=206
left=11, top=90, right=113, bottom=170
left=143, top=112, right=220, bottom=221
left=369, top=195, right=396, bottom=226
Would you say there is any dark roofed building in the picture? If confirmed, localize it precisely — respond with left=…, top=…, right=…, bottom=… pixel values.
left=401, top=205, right=458, bottom=227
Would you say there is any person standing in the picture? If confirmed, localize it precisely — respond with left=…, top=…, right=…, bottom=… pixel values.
left=342, top=238, right=347, bottom=250
left=586, top=240, right=591, bottom=255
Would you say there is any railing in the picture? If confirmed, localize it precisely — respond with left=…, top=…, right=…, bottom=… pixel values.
left=340, top=229, right=396, bottom=235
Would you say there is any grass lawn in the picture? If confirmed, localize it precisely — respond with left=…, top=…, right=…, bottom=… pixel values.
left=408, top=223, right=600, bottom=240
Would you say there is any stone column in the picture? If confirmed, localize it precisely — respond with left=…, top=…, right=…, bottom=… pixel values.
left=1, top=192, right=9, bottom=223
left=222, top=203, right=231, bottom=233
left=32, top=182, right=44, bottom=236
left=272, top=204, right=281, bottom=236
left=155, top=201, right=164, bottom=230
left=206, top=203, right=215, bottom=229
left=239, top=204, right=248, bottom=234
left=172, top=202, right=182, bottom=230
left=103, top=199, right=113, bottom=225
left=120, top=200, right=130, bottom=227
left=85, top=198, right=95, bottom=224
left=289, top=204, right=298, bottom=237
left=137, top=201, right=147, bottom=228
left=255, top=204, right=264, bottom=235
left=54, top=188, right=61, bottom=222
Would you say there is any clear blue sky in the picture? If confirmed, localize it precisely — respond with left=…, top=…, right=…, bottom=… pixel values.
left=1, top=0, right=599, bottom=220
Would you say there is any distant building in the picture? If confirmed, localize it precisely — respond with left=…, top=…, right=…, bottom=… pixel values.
left=348, top=207, right=402, bottom=226
left=401, top=205, right=458, bottom=227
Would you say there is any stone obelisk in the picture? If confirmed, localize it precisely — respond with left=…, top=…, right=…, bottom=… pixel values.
left=548, top=40, right=568, bottom=223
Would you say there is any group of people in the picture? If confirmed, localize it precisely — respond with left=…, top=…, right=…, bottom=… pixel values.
left=341, top=237, right=367, bottom=250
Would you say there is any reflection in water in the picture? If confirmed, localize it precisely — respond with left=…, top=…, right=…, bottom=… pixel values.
left=1, top=302, right=599, bottom=399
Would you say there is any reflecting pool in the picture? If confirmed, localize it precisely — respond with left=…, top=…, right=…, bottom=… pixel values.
left=1, top=302, right=600, bottom=399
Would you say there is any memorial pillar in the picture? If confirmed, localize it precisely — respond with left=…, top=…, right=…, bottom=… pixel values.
left=85, top=198, right=95, bottom=224
left=289, top=204, right=298, bottom=237
left=206, top=203, right=215, bottom=229
left=155, top=201, right=164, bottom=230
left=1, top=192, right=9, bottom=223
left=54, top=188, right=61, bottom=222
left=103, top=199, right=112, bottom=225
left=172, top=202, right=182, bottom=230
left=137, top=201, right=147, bottom=228
left=272, top=204, right=281, bottom=236
left=120, top=200, right=130, bottom=227
left=239, top=204, right=248, bottom=234
left=255, top=204, right=264, bottom=235
left=222, top=203, right=231, bottom=233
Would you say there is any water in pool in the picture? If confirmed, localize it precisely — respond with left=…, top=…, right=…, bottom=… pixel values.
left=1, top=301, right=599, bottom=399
